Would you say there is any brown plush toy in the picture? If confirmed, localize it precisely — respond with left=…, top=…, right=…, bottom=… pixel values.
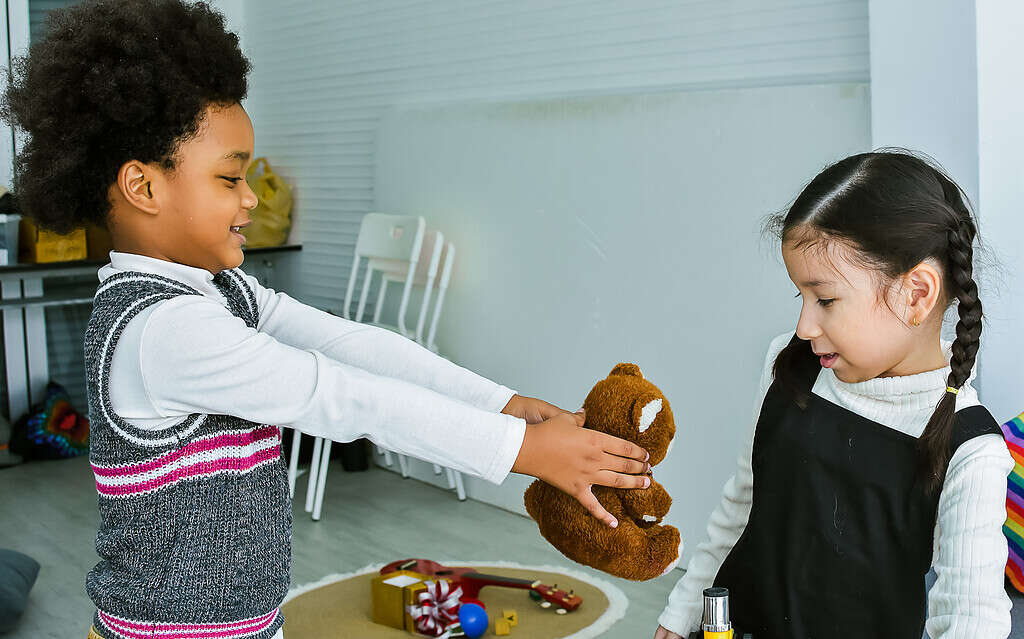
left=524, top=363, right=681, bottom=581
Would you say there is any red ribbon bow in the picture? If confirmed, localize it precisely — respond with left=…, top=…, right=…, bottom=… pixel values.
left=407, top=579, right=463, bottom=637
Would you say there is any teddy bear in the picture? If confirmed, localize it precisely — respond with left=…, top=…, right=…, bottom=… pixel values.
left=524, top=363, right=680, bottom=581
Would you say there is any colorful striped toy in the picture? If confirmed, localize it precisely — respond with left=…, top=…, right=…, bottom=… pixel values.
left=1001, top=411, right=1024, bottom=592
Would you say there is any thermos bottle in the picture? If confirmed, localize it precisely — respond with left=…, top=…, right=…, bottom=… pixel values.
left=702, top=587, right=734, bottom=639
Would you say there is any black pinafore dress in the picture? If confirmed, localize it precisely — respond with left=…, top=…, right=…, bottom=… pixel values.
left=712, top=337, right=1002, bottom=638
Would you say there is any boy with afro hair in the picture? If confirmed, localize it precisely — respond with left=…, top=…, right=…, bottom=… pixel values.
left=2, top=2, right=652, bottom=637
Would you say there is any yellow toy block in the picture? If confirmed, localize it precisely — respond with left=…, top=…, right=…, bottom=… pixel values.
left=502, top=609, right=518, bottom=626
left=494, top=618, right=512, bottom=636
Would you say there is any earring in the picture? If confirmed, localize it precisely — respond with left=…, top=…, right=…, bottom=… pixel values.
left=911, top=316, right=921, bottom=327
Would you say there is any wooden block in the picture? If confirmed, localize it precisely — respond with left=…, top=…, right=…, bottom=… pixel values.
left=502, top=609, right=518, bottom=626
left=494, top=618, right=512, bottom=636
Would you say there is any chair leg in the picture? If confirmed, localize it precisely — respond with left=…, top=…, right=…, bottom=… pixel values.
left=432, top=463, right=443, bottom=475
left=453, top=471, right=466, bottom=501
left=305, top=437, right=323, bottom=513
left=288, top=429, right=302, bottom=498
left=397, top=454, right=410, bottom=478
left=313, top=439, right=333, bottom=521
left=444, top=467, right=456, bottom=489
left=373, top=279, right=388, bottom=325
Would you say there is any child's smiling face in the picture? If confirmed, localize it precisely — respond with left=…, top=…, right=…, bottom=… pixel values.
left=782, top=236, right=943, bottom=383
left=157, top=102, right=258, bottom=273
left=111, top=101, right=259, bottom=274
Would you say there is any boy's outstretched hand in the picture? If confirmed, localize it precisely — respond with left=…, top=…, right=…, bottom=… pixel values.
left=506, top=395, right=651, bottom=528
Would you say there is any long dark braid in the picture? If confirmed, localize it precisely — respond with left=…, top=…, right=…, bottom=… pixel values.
left=767, top=149, right=985, bottom=493
left=918, top=176, right=983, bottom=491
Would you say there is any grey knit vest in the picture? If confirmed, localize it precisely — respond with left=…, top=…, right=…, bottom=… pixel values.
left=84, top=269, right=291, bottom=639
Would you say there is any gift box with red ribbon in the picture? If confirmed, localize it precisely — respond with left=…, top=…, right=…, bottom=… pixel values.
left=371, top=570, right=468, bottom=637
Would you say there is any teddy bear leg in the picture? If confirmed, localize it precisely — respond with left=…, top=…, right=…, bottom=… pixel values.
left=638, top=524, right=682, bottom=581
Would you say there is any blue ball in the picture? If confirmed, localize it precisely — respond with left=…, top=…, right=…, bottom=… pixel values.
left=458, top=602, right=488, bottom=638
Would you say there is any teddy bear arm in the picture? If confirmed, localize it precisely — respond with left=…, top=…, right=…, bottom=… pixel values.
left=620, top=480, right=672, bottom=523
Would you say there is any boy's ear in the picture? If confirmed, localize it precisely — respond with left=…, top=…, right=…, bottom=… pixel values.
left=117, top=161, right=160, bottom=215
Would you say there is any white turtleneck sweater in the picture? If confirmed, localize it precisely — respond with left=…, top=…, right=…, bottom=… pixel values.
left=98, top=252, right=526, bottom=486
left=659, top=332, right=1013, bottom=639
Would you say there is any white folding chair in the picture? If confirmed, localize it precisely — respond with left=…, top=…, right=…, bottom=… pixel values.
left=377, top=232, right=466, bottom=500
left=379, top=229, right=444, bottom=342
left=291, top=213, right=425, bottom=520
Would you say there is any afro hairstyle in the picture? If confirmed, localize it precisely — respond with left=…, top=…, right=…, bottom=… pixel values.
left=1, top=0, right=250, bottom=234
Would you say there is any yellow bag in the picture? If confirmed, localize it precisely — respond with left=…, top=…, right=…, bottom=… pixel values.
left=242, top=158, right=293, bottom=248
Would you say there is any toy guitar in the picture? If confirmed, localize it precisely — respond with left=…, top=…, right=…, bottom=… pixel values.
left=381, top=558, right=583, bottom=613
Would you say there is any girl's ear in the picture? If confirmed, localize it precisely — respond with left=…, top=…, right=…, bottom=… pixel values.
left=904, top=259, right=943, bottom=326
left=117, top=160, right=161, bottom=215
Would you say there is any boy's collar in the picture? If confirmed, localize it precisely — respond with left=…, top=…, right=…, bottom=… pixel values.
left=103, top=251, right=220, bottom=290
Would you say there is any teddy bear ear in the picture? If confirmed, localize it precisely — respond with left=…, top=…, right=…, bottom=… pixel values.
left=609, top=363, right=643, bottom=378
left=633, top=397, right=663, bottom=433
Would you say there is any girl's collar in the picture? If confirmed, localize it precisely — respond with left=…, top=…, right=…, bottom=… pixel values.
left=822, top=340, right=976, bottom=401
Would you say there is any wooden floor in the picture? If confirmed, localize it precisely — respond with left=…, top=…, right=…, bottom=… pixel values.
left=0, top=455, right=680, bottom=639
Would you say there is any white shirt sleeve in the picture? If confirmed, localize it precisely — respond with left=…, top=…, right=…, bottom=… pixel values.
left=658, top=332, right=793, bottom=636
left=926, top=434, right=1013, bottom=639
left=134, top=295, right=525, bottom=484
left=239, top=271, right=516, bottom=413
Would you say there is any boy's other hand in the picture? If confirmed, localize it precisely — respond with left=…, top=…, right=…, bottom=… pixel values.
left=501, top=394, right=571, bottom=424
left=511, top=410, right=650, bottom=528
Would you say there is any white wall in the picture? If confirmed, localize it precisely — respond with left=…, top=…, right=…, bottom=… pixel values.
left=244, top=0, right=869, bottom=309
left=975, top=4, right=1024, bottom=424
left=868, top=0, right=978, bottom=202
left=375, top=85, right=871, bottom=564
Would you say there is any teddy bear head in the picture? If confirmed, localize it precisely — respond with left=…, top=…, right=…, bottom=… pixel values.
left=582, top=363, right=675, bottom=465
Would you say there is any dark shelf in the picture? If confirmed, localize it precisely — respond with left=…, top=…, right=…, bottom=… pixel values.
left=0, top=244, right=302, bottom=277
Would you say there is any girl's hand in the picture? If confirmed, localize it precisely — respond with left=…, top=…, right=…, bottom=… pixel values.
left=653, top=625, right=683, bottom=639
left=501, top=394, right=572, bottom=424
left=511, top=410, right=651, bottom=528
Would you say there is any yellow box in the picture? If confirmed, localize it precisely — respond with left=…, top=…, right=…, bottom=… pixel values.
left=370, top=570, right=431, bottom=631
left=19, top=218, right=86, bottom=263
left=495, top=618, right=512, bottom=636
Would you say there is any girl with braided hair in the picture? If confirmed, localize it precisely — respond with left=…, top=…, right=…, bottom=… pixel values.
left=656, top=150, right=1012, bottom=639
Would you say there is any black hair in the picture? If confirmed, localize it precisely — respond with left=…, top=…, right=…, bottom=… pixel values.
left=767, top=149, right=982, bottom=493
left=1, top=0, right=250, bottom=234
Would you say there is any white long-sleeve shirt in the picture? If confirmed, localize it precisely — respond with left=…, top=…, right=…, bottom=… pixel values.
left=99, top=251, right=526, bottom=485
left=659, top=332, right=1013, bottom=639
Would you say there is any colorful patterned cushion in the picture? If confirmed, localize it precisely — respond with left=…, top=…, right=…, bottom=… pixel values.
left=1000, top=411, right=1024, bottom=592
left=9, top=382, right=89, bottom=460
